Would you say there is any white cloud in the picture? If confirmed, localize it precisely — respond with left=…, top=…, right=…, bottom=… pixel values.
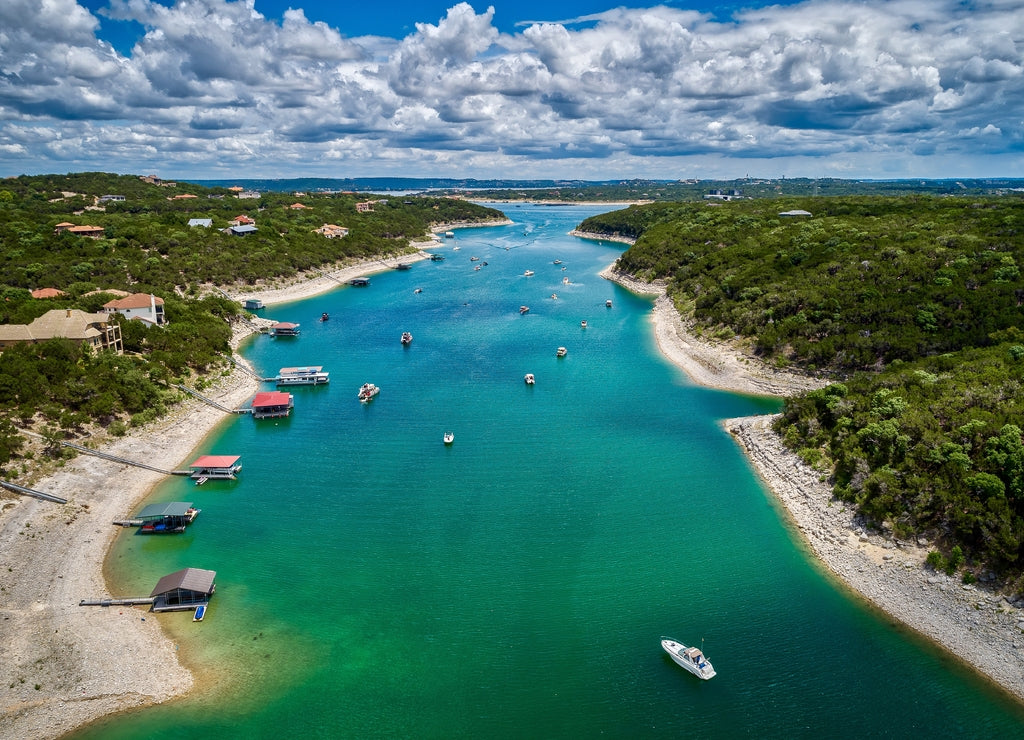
left=0, top=0, right=1022, bottom=178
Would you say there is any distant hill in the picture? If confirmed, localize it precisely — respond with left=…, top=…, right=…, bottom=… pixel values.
left=192, top=177, right=1024, bottom=200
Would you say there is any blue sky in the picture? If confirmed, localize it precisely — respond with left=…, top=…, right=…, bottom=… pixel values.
left=1, top=0, right=1022, bottom=180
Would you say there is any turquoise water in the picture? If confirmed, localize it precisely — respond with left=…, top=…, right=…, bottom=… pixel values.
left=85, top=205, right=1023, bottom=738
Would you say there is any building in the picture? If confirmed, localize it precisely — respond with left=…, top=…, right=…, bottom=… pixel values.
left=225, top=224, right=258, bottom=236
left=189, top=455, right=242, bottom=480
left=187, top=218, right=213, bottom=228
left=30, top=288, right=66, bottom=299
left=288, top=202, right=310, bottom=210
left=102, top=293, right=166, bottom=326
left=314, top=224, right=349, bottom=238
left=779, top=209, right=813, bottom=217
left=243, top=299, right=265, bottom=310
left=134, top=502, right=200, bottom=533
left=54, top=224, right=105, bottom=237
left=150, top=568, right=216, bottom=611
left=270, top=322, right=300, bottom=336
left=0, top=309, right=123, bottom=353
left=251, top=391, right=294, bottom=418
left=98, top=195, right=125, bottom=202
left=228, top=215, right=255, bottom=226
left=355, top=201, right=375, bottom=212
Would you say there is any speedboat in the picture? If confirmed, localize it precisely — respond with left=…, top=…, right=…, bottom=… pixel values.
left=562, top=276, right=570, bottom=284
left=524, top=373, right=535, bottom=385
left=580, top=320, right=587, bottom=329
left=401, top=332, right=413, bottom=345
left=443, top=431, right=454, bottom=445
left=193, top=604, right=206, bottom=622
left=606, top=299, right=612, bottom=308
left=415, top=288, right=423, bottom=293
left=556, top=347, right=567, bottom=357
left=320, top=312, right=329, bottom=321
left=661, top=638, right=716, bottom=680
left=520, top=305, right=530, bottom=315
left=358, top=383, right=380, bottom=402
left=550, top=293, right=558, bottom=300
left=553, top=259, right=562, bottom=265
left=470, top=256, right=479, bottom=261
left=524, top=270, right=534, bottom=276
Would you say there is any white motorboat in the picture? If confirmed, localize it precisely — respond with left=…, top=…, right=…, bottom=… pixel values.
left=524, top=373, right=535, bottom=385
left=520, top=305, right=530, bottom=315
left=661, top=638, right=716, bottom=680
left=580, top=320, right=587, bottom=329
left=358, top=383, right=380, bottom=402
left=606, top=299, right=612, bottom=308
left=443, top=431, right=454, bottom=445
left=401, top=331, right=413, bottom=345
left=524, top=270, right=534, bottom=277
left=556, top=347, right=567, bottom=357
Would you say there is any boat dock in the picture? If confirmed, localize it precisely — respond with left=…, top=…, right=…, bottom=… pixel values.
left=0, top=479, right=67, bottom=505
left=80, top=597, right=155, bottom=607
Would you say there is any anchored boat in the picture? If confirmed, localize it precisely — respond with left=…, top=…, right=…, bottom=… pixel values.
left=661, top=638, right=716, bottom=680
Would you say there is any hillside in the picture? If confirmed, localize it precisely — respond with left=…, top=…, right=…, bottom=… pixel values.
left=581, top=195, right=1024, bottom=581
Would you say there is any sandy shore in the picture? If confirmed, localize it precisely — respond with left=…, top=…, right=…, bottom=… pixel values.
left=600, top=262, right=1024, bottom=704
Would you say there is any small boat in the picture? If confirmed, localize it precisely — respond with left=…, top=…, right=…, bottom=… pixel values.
left=474, top=265, right=481, bottom=271
left=520, top=306, right=530, bottom=315
left=415, top=288, right=423, bottom=293
left=524, top=270, right=534, bottom=277
left=606, top=299, right=612, bottom=308
left=320, top=312, right=329, bottom=322
left=550, top=293, right=558, bottom=300
left=580, top=320, right=587, bottom=329
left=193, top=604, right=206, bottom=622
left=443, top=431, right=454, bottom=445
left=524, top=373, right=535, bottom=385
left=452, top=246, right=460, bottom=251
left=445, top=231, right=455, bottom=239
left=661, top=638, right=716, bottom=680
left=553, top=259, right=562, bottom=265
left=429, top=254, right=445, bottom=261
left=562, top=276, right=570, bottom=284
left=556, top=347, right=567, bottom=357
left=395, top=263, right=412, bottom=270
left=481, top=262, right=488, bottom=266
left=358, top=383, right=380, bottom=402
left=470, top=256, right=479, bottom=262
left=401, top=332, right=412, bottom=345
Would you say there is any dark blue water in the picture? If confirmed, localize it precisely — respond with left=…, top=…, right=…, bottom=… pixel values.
left=87, top=204, right=1024, bottom=738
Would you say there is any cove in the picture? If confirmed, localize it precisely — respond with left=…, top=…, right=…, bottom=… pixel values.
left=85, top=204, right=1024, bottom=738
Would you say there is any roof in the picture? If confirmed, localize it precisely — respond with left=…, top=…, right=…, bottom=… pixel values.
left=252, top=391, right=292, bottom=407
left=136, top=501, right=194, bottom=520
left=31, top=288, right=66, bottom=299
left=272, top=322, right=299, bottom=329
left=779, top=209, right=812, bottom=216
left=150, top=567, right=216, bottom=597
left=190, top=455, right=241, bottom=469
left=26, top=309, right=111, bottom=340
left=279, top=366, right=323, bottom=374
left=228, top=224, right=258, bottom=234
left=187, top=218, right=213, bottom=227
left=103, top=293, right=164, bottom=309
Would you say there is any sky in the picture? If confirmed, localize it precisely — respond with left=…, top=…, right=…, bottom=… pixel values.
left=1, top=0, right=1022, bottom=181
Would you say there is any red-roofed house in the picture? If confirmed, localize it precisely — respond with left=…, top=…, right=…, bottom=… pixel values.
left=288, top=203, right=309, bottom=210
left=251, top=391, right=293, bottom=419
left=102, top=293, right=166, bottom=325
left=229, top=215, right=255, bottom=226
left=31, top=288, right=66, bottom=299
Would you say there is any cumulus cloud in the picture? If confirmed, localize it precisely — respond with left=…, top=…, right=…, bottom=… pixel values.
left=0, top=0, right=1022, bottom=177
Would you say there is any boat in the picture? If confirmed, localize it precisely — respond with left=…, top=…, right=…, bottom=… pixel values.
left=395, top=263, right=412, bottom=270
left=401, top=332, right=413, bottom=345
left=562, top=276, right=570, bottom=284
left=524, top=270, right=534, bottom=276
left=474, top=265, right=481, bottom=271
left=556, top=347, right=567, bottom=357
left=443, top=431, right=454, bottom=445
left=524, top=373, right=535, bottom=385
left=193, top=604, right=206, bottom=622
left=358, top=383, right=380, bottom=402
left=470, top=256, right=479, bottom=262
left=553, top=259, right=562, bottom=265
left=444, top=231, right=455, bottom=238
left=429, top=254, right=445, bottom=261
left=320, top=312, right=329, bottom=321
left=452, top=245, right=460, bottom=251
left=277, top=366, right=330, bottom=385
left=415, top=288, right=423, bottom=293
left=661, top=638, right=716, bottom=680
left=606, top=299, right=613, bottom=308
left=550, top=293, right=558, bottom=300
left=580, top=320, right=587, bottom=329
left=520, top=305, right=530, bottom=315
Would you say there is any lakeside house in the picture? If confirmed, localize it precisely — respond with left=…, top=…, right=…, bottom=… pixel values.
left=150, top=568, right=216, bottom=612
left=779, top=209, right=813, bottom=217
left=98, top=195, right=125, bottom=202
left=314, top=224, right=349, bottom=238
left=225, top=224, right=258, bottom=236
left=54, top=223, right=105, bottom=238
left=355, top=201, right=375, bottom=212
left=0, top=309, right=123, bottom=352
left=102, top=293, right=166, bottom=326
left=187, top=218, right=213, bottom=228
left=228, top=215, right=255, bottom=226
left=288, top=203, right=310, bottom=210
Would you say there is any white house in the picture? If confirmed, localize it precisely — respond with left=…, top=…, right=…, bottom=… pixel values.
left=102, top=293, right=166, bottom=326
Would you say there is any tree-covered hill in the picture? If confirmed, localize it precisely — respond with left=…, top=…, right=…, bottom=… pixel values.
left=0, top=173, right=501, bottom=471
left=580, top=195, right=1024, bottom=582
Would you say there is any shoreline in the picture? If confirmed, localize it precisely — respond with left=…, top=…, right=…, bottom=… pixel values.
left=0, top=247, right=459, bottom=739
left=600, top=263, right=1024, bottom=705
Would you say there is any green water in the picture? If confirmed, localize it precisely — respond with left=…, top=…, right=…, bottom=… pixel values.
left=84, top=205, right=1024, bottom=738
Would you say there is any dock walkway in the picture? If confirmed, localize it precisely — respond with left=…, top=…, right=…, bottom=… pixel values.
left=0, top=479, right=67, bottom=504
left=174, top=384, right=250, bottom=414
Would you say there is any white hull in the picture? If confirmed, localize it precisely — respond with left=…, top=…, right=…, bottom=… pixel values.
left=661, top=638, right=716, bottom=680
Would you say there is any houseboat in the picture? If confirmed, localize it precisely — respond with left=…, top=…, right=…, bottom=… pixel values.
left=150, top=568, right=216, bottom=613
left=429, top=253, right=445, bottom=261
left=395, top=263, right=412, bottom=270
left=251, top=391, right=294, bottom=418
left=270, top=322, right=300, bottom=337
left=349, top=277, right=371, bottom=286
left=189, top=455, right=243, bottom=480
left=276, top=366, right=330, bottom=386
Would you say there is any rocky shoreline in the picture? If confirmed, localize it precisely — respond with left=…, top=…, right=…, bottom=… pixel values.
left=599, top=263, right=1024, bottom=705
